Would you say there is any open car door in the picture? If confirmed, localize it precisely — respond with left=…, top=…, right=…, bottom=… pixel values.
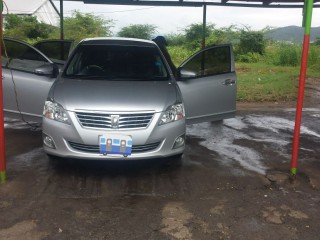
left=33, top=40, right=73, bottom=68
left=177, top=44, right=237, bottom=124
left=2, top=38, right=59, bottom=123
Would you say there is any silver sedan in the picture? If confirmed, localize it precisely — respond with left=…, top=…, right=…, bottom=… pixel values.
left=2, top=37, right=237, bottom=160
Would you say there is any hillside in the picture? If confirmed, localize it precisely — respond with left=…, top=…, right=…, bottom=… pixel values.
left=265, top=26, right=320, bottom=43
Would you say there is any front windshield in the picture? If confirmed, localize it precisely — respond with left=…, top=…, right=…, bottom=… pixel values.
left=64, top=44, right=169, bottom=80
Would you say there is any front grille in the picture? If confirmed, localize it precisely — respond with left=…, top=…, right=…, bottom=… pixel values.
left=75, top=111, right=154, bottom=130
left=68, top=141, right=161, bottom=154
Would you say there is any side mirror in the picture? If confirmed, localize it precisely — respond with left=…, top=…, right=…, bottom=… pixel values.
left=177, top=68, right=197, bottom=81
left=35, top=64, right=59, bottom=77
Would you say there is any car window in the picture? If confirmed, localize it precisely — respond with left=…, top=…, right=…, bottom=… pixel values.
left=64, top=44, right=169, bottom=80
left=2, top=39, right=49, bottom=73
left=34, top=40, right=72, bottom=65
left=182, top=46, right=231, bottom=78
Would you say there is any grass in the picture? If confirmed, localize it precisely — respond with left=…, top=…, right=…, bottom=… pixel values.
left=236, top=62, right=320, bottom=102
left=236, top=63, right=298, bottom=102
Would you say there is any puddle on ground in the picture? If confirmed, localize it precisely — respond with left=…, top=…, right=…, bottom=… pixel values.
left=10, top=148, right=44, bottom=168
left=187, top=114, right=320, bottom=175
left=187, top=120, right=266, bottom=175
left=245, top=115, right=320, bottom=138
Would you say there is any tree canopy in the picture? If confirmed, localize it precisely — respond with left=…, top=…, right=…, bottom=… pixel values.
left=4, top=12, right=114, bottom=44
left=166, top=23, right=239, bottom=51
left=238, top=29, right=266, bottom=55
left=50, top=11, right=114, bottom=43
left=117, top=24, right=157, bottom=40
left=4, top=14, right=56, bottom=42
left=4, top=13, right=273, bottom=65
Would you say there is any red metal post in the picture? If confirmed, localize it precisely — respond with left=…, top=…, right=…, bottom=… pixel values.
left=0, top=0, right=6, bottom=183
left=291, top=0, right=314, bottom=176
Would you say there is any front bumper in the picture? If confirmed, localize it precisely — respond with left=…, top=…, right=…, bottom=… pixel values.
left=42, top=112, right=185, bottom=160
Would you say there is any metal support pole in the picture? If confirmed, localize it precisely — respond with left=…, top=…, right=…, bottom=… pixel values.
left=0, top=0, right=6, bottom=183
left=291, top=0, right=314, bottom=176
left=60, top=0, right=64, bottom=40
left=202, top=4, right=207, bottom=49
left=49, top=0, right=60, bottom=16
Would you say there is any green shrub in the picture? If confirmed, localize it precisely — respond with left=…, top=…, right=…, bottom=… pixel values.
left=236, top=52, right=261, bottom=63
left=238, top=30, right=266, bottom=55
left=308, top=46, right=320, bottom=68
left=167, top=46, right=194, bottom=66
left=272, top=43, right=300, bottom=67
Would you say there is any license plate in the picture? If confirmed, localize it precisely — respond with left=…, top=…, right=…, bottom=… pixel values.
left=99, top=134, right=132, bottom=156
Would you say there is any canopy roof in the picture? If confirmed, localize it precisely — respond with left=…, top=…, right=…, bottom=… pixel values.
left=65, top=0, right=320, bottom=8
left=4, top=0, right=59, bottom=25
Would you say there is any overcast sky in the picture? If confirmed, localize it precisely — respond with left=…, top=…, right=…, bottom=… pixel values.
left=57, top=2, right=320, bottom=35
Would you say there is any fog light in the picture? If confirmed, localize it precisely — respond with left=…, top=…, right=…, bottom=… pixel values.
left=43, top=134, right=56, bottom=149
left=173, top=135, right=185, bottom=149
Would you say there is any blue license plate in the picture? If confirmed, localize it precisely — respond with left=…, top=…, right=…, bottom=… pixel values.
left=99, top=134, right=132, bottom=156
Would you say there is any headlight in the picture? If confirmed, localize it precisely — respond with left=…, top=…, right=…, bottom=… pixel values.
left=43, top=100, right=70, bottom=124
left=159, top=103, right=185, bottom=125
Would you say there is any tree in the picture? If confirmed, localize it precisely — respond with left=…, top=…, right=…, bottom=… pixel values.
left=4, top=14, right=56, bottom=42
left=238, top=28, right=266, bottom=55
left=4, top=12, right=113, bottom=44
left=209, top=25, right=239, bottom=45
left=118, top=24, right=157, bottom=40
left=183, top=23, right=215, bottom=50
left=184, top=23, right=214, bottom=41
left=49, top=11, right=114, bottom=43
left=164, top=33, right=186, bottom=46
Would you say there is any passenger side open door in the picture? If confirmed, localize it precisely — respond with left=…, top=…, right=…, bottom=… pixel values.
left=177, top=44, right=237, bottom=124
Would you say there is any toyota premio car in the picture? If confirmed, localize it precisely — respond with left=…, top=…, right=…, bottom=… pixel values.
left=3, top=37, right=237, bottom=160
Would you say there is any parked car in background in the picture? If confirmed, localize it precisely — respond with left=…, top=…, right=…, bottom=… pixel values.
left=2, top=37, right=237, bottom=160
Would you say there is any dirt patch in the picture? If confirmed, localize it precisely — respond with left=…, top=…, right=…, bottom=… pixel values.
left=262, top=205, right=309, bottom=225
left=0, top=220, right=48, bottom=240
left=303, top=77, right=320, bottom=108
left=160, top=202, right=193, bottom=240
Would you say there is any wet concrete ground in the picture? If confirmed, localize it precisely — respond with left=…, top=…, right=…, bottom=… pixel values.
left=0, top=108, right=320, bottom=240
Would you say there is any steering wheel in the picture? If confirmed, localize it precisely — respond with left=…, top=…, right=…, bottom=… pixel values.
left=86, top=65, right=104, bottom=72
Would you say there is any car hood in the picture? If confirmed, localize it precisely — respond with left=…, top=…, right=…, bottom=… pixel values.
left=52, top=79, right=178, bottom=113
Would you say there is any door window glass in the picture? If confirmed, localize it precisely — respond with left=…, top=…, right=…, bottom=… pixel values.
left=2, top=39, right=48, bottom=73
left=182, top=46, right=231, bottom=78
left=34, top=41, right=72, bottom=64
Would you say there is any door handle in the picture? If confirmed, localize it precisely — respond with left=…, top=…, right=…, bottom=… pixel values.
left=224, top=79, right=235, bottom=86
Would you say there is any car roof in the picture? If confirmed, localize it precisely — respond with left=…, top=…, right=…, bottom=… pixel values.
left=79, top=37, right=157, bottom=47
